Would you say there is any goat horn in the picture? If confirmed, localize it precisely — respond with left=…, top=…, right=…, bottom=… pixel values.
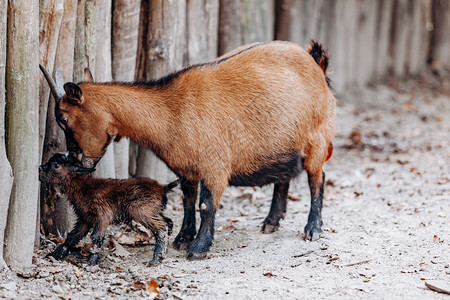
left=39, top=64, right=63, bottom=102
left=54, top=68, right=65, bottom=104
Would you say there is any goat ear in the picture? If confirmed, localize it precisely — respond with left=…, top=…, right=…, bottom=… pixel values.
left=70, top=166, right=96, bottom=175
left=83, top=68, right=94, bottom=83
left=63, top=82, right=84, bottom=105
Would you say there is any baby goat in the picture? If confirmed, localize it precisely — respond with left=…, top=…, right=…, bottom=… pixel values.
left=39, top=153, right=177, bottom=266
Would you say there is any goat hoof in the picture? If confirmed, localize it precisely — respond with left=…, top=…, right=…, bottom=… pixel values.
left=148, top=255, right=163, bottom=267
left=173, top=234, right=195, bottom=250
left=173, top=241, right=190, bottom=250
left=261, top=222, right=280, bottom=234
left=48, top=245, right=69, bottom=260
left=87, top=254, right=101, bottom=266
left=187, top=251, right=209, bottom=260
left=304, top=223, right=322, bottom=241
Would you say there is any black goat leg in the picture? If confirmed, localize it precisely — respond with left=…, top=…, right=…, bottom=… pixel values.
left=148, top=226, right=170, bottom=266
left=262, top=182, right=289, bottom=233
left=87, top=228, right=105, bottom=266
left=188, top=181, right=216, bottom=260
left=304, top=171, right=325, bottom=241
left=48, top=221, right=90, bottom=260
left=173, top=179, right=198, bottom=249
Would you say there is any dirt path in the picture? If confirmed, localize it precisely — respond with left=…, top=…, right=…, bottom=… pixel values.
left=1, top=78, right=449, bottom=299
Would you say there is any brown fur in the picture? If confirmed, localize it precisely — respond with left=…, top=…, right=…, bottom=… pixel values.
left=50, top=40, right=336, bottom=256
left=39, top=153, right=176, bottom=266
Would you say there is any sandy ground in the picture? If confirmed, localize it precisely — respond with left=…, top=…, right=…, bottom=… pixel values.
left=1, top=76, right=449, bottom=299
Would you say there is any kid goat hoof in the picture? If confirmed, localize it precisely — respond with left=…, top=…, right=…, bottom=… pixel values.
left=48, top=246, right=69, bottom=260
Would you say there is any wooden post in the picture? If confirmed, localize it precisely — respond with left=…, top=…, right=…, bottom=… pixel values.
left=39, top=0, right=64, bottom=160
left=218, top=0, right=243, bottom=55
left=111, top=0, right=140, bottom=179
left=135, top=0, right=186, bottom=183
left=373, top=0, right=395, bottom=82
left=186, top=0, right=219, bottom=65
left=408, top=0, right=431, bottom=75
left=429, top=0, right=450, bottom=71
left=0, top=0, right=13, bottom=270
left=4, top=0, right=40, bottom=270
left=39, top=0, right=68, bottom=238
left=93, top=0, right=116, bottom=179
left=41, top=0, right=78, bottom=238
left=241, top=0, right=274, bottom=44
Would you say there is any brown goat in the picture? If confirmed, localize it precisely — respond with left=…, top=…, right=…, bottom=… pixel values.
left=39, top=153, right=177, bottom=266
left=41, top=40, right=336, bottom=259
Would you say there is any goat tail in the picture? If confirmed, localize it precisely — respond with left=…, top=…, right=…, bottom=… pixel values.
left=166, top=179, right=179, bottom=191
left=162, top=179, right=179, bottom=209
left=306, top=40, right=329, bottom=74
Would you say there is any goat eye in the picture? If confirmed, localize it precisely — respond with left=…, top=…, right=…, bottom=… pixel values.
left=61, top=118, right=68, bottom=125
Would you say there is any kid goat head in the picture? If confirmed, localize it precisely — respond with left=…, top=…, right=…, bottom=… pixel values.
left=40, top=40, right=337, bottom=260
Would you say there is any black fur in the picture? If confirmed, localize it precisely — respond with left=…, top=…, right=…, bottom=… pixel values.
left=308, top=41, right=328, bottom=71
left=304, top=172, right=326, bottom=240
left=307, top=40, right=332, bottom=88
left=188, top=181, right=216, bottom=259
left=262, top=182, right=290, bottom=233
left=173, top=178, right=198, bottom=249
left=229, top=153, right=304, bottom=187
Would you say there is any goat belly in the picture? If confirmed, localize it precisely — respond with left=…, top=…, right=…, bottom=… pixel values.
left=228, top=153, right=304, bottom=187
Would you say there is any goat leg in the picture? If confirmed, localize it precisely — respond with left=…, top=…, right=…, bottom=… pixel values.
left=187, top=181, right=216, bottom=260
left=148, top=226, right=170, bottom=266
left=48, top=221, right=90, bottom=260
left=87, top=228, right=105, bottom=266
left=262, top=182, right=289, bottom=233
left=173, top=179, right=198, bottom=249
left=304, top=171, right=325, bottom=240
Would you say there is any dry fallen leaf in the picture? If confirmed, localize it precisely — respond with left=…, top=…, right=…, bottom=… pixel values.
left=145, top=278, right=160, bottom=297
left=110, top=240, right=130, bottom=257
left=288, top=194, right=301, bottom=201
left=349, top=131, right=363, bottom=146
left=433, top=235, right=444, bottom=243
left=80, top=243, right=93, bottom=257
left=74, top=270, right=83, bottom=278
left=222, top=224, right=234, bottom=230
left=402, top=101, right=415, bottom=112
left=438, top=177, right=449, bottom=185
left=131, top=281, right=144, bottom=290
left=223, top=219, right=239, bottom=230
left=134, top=232, right=152, bottom=245
left=263, top=271, right=276, bottom=277
left=328, top=254, right=340, bottom=261
left=117, top=234, right=136, bottom=245
left=47, top=234, right=65, bottom=245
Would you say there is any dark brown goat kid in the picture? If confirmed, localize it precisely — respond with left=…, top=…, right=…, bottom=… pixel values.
left=40, top=40, right=337, bottom=260
left=39, top=153, right=177, bottom=266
